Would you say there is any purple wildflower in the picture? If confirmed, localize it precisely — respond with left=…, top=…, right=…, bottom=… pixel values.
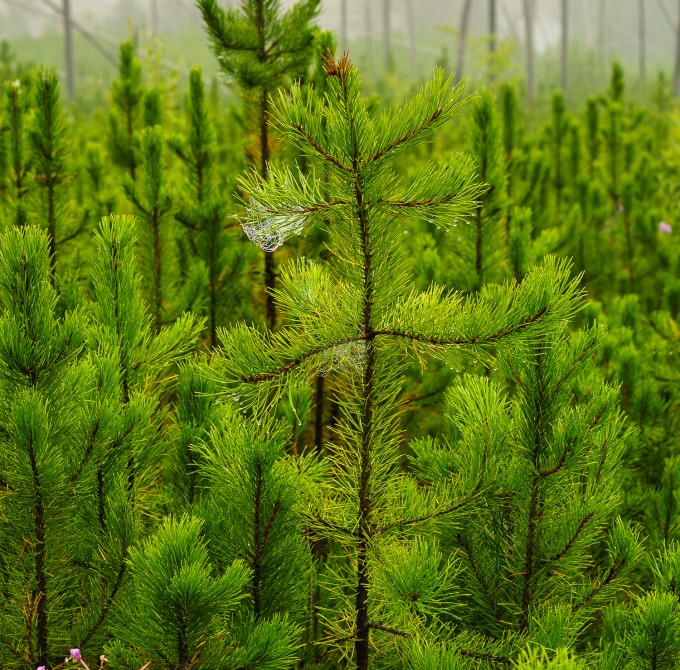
left=616, top=203, right=624, bottom=213
left=70, top=649, right=82, bottom=660
left=37, top=666, right=46, bottom=670
left=658, top=221, right=672, bottom=234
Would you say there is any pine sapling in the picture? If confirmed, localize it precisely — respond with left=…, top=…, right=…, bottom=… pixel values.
left=212, top=54, right=583, bottom=669
left=109, top=41, right=143, bottom=183
left=198, top=0, right=321, bottom=328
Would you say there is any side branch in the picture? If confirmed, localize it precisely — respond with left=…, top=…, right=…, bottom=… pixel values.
left=369, top=107, right=443, bottom=163
left=374, top=307, right=547, bottom=347
left=239, top=334, right=364, bottom=383
left=373, top=482, right=481, bottom=535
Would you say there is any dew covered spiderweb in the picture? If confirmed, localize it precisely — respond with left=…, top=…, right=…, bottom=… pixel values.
left=243, top=203, right=308, bottom=252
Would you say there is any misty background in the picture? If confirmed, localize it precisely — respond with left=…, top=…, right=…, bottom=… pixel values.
left=1, top=1, right=678, bottom=103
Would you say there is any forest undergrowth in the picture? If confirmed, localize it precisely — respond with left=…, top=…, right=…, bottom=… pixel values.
left=0, top=2, right=679, bottom=669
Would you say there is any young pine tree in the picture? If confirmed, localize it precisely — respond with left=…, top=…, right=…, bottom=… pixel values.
left=109, top=41, right=143, bottom=183
left=124, top=126, right=206, bottom=331
left=104, top=514, right=299, bottom=670
left=198, top=0, right=321, bottom=328
left=29, top=67, right=77, bottom=278
left=2, top=78, right=30, bottom=227
left=170, top=66, right=251, bottom=348
left=448, top=90, right=508, bottom=291
left=211, top=54, right=582, bottom=669
left=410, top=326, right=641, bottom=658
left=0, top=226, right=145, bottom=668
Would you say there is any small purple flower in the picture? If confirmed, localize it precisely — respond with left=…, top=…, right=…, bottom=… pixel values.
left=616, top=203, right=624, bottom=213
left=37, top=666, right=46, bottom=670
left=658, top=221, right=672, bottom=234
left=70, top=649, right=82, bottom=660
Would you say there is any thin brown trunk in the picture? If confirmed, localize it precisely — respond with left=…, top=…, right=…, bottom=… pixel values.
left=561, top=0, right=568, bottom=93
left=30, top=443, right=48, bottom=668
left=383, top=0, right=393, bottom=72
left=523, top=0, right=535, bottom=102
left=674, top=0, right=680, bottom=96
left=63, top=0, right=75, bottom=100
left=639, top=0, right=646, bottom=81
left=455, top=0, right=473, bottom=85
left=314, top=374, right=325, bottom=455
left=405, top=0, right=417, bottom=74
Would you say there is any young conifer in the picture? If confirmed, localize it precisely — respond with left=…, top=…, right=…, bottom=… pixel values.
left=211, top=54, right=582, bottom=669
left=103, top=514, right=299, bottom=670
left=0, top=226, right=150, bottom=668
left=410, top=326, right=641, bottom=657
left=90, top=215, right=202, bottom=505
left=124, top=126, right=206, bottom=332
left=170, top=67, right=250, bottom=348
left=109, top=41, right=143, bottom=182
left=29, top=68, right=75, bottom=278
left=450, top=90, right=508, bottom=291
left=2, top=78, right=30, bottom=226
left=198, top=0, right=321, bottom=328
left=546, top=91, right=568, bottom=211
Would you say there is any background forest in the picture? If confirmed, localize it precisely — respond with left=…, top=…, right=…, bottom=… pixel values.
left=0, top=1, right=679, bottom=670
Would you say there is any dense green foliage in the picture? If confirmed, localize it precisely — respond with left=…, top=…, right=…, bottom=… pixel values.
left=0, top=3, right=679, bottom=670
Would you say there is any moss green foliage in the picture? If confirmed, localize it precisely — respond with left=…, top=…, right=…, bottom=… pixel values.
left=0, top=22, right=678, bottom=670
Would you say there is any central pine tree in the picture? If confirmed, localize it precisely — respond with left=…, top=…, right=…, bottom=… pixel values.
left=211, top=54, right=581, bottom=669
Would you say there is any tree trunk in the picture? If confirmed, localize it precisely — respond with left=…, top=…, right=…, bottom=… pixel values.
left=150, top=0, right=159, bottom=36
left=561, top=0, right=568, bottom=94
left=340, top=0, right=348, bottom=52
left=455, top=0, right=473, bottom=85
left=598, top=0, right=606, bottom=71
left=405, top=0, right=417, bottom=74
left=639, top=0, right=646, bottom=81
left=384, top=0, right=393, bottom=72
left=674, top=0, right=680, bottom=96
left=523, top=0, right=535, bottom=102
left=365, top=0, right=372, bottom=64
left=489, top=0, right=497, bottom=82
left=63, top=0, right=75, bottom=100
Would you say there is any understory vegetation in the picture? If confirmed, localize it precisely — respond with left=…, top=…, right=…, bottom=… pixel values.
left=0, top=2, right=679, bottom=669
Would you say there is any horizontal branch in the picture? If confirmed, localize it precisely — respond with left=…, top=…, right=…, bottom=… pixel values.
left=238, top=334, right=363, bottom=383
left=368, top=622, right=411, bottom=637
left=369, top=107, right=443, bottom=164
left=373, top=481, right=481, bottom=536
left=374, top=307, right=547, bottom=347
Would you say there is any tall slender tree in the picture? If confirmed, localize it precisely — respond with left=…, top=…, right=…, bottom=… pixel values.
left=523, top=0, right=535, bottom=102
left=455, top=0, right=473, bottom=85
left=213, top=53, right=582, bottom=670
left=197, top=0, right=320, bottom=329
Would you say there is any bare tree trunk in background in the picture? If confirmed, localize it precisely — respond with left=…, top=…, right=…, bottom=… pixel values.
left=384, top=0, right=394, bottom=73
left=639, top=0, right=646, bottom=80
left=455, top=0, right=473, bottom=84
left=675, top=0, right=680, bottom=95
left=489, top=0, right=497, bottom=82
left=598, top=0, right=606, bottom=71
left=561, top=0, right=568, bottom=93
left=365, top=0, right=372, bottom=64
left=405, top=0, right=417, bottom=75
left=340, top=0, right=348, bottom=52
left=523, top=0, right=535, bottom=102
left=150, top=0, right=159, bottom=36
left=63, top=0, right=75, bottom=99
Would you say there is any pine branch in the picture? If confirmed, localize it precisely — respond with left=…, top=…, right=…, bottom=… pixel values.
left=546, top=512, right=596, bottom=563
